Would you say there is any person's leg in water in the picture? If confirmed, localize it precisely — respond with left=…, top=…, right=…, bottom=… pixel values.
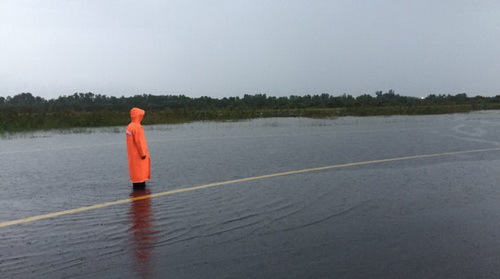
left=133, top=182, right=146, bottom=190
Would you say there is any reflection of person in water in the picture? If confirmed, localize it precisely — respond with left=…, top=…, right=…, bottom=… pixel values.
left=129, top=188, right=156, bottom=278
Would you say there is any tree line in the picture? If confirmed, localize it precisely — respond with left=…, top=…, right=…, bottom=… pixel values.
left=2, top=90, right=499, bottom=111
left=1, top=90, right=500, bottom=133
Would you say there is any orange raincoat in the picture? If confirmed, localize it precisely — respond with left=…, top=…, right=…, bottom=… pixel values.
left=126, top=108, right=150, bottom=183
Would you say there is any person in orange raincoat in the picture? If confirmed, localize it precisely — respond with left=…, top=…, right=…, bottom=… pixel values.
left=126, top=107, right=150, bottom=187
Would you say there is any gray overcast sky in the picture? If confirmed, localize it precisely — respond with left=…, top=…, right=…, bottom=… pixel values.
left=1, top=0, right=499, bottom=99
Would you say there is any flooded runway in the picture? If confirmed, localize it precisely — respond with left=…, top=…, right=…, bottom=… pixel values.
left=3, top=113, right=500, bottom=278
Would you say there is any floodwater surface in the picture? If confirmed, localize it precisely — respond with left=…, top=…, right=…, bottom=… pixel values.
left=2, top=113, right=500, bottom=278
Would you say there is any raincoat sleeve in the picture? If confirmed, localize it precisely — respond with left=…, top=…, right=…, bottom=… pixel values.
left=133, top=127, right=148, bottom=158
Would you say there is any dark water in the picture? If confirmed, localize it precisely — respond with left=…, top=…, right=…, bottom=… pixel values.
left=2, top=113, right=500, bottom=278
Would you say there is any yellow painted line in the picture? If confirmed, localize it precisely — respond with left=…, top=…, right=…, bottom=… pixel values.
left=1, top=146, right=500, bottom=229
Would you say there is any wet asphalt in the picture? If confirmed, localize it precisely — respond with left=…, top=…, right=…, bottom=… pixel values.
left=2, top=113, right=500, bottom=278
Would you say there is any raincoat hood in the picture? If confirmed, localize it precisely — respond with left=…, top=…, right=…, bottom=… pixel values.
left=130, top=107, right=145, bottom=123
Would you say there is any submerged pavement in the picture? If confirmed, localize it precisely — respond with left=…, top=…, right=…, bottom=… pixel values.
left=2, top=113, right=500, bottom=278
